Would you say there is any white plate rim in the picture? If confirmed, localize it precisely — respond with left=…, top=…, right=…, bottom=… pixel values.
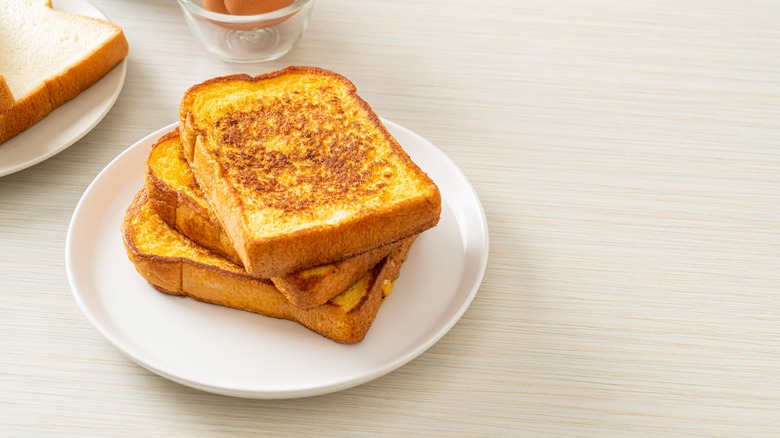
left=0, top=0, right=127, bottom=177
left=66, top=120, right=489, bottom=399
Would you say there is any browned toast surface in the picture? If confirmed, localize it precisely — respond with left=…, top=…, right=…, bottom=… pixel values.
left=145, top=129, right=408, bottom=308
left=121, top=189, right=415, bottom=344
left=179, top=66, right=441, bottom=277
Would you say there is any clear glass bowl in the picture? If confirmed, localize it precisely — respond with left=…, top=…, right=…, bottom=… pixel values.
left=177, top=0, right=314, bottom=63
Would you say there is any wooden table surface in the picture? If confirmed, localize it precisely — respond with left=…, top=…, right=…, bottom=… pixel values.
left=2, top=0, right=778, bottom=436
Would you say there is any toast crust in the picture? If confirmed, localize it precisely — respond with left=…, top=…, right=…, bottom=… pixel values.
left=272, top=240, right=402, bottom=309
left=121, top=189, right=415, bottom=343
left=0, top=75, right=13, bottom=112
left=179, top=66, right=441, bottom=277
left=0, top=2, right=129, bottom=143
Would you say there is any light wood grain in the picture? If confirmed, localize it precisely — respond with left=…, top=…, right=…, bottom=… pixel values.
left=1, top=0, right=779, bottom=436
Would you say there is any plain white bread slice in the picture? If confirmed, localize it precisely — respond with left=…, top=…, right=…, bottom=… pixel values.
left=0, top=0, right=129, bottom=143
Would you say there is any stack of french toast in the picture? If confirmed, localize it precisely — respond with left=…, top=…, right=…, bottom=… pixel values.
left=121, top=66, right=441, bottom=344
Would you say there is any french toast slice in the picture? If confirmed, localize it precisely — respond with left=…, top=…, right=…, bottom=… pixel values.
left=145, top=130, right=242, bottom=265
left=122, top=189, right=415, bottom=344
left=145, top=129, right=403, bottom=309
left=179, top=66, right=441, bottom=278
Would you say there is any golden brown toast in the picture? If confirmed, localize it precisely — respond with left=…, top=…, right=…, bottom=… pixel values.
left=179, top=66, right=441, bottom=278
left=121, top=189, right=415, bottom=344
left=145, top=130, right=242, bottom=264
left=145, top=129, right=403, bottom=309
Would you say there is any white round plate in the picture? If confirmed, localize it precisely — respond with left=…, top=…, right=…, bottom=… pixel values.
left=0, top=0, right=127, bottom=177
left=66, top=120, right=489, bottom=399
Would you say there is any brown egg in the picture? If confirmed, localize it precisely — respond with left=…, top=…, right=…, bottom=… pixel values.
left=202, top=0, right=230, bottom=14
left=201, top=0, right=251, bottom=31
left=201, top=0, right=296, bottom=31
left=224, top=0, right=294, bottom=15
